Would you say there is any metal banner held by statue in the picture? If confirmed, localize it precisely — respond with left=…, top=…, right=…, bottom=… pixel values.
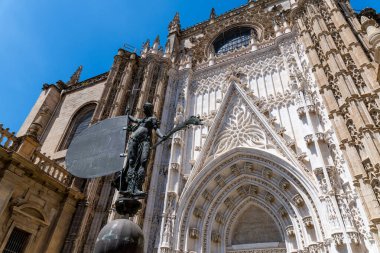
left=66, top=116, right=129, bottom=178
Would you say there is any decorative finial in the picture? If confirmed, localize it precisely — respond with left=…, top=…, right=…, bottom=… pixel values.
left=210, top=8, right=216, bottom=20
left=154, top=35, right=160, bottom=45
left=361, top=15, right=369, bottom=24
left=164, top=40, right=171, bottom=58
left=67, top=65, right=82, bottom=85
left=173, top=12, right=179, bottom=22
left=142, top=39, right=150, bottom=51
left=152, top=35, right=160, bottom=51
left=169, top=12, right=181, bottom=34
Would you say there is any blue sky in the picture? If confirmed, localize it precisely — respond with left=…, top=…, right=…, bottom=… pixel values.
left=0, top=0, right=379, bottom=133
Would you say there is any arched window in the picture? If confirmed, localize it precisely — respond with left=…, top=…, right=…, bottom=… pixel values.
left=213, top=27, right=256, bottom=55
left=59, top=104, right=96, bottom=150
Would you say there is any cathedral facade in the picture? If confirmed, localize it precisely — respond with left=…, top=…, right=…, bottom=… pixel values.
left=1, top=0, right=380, bottom=252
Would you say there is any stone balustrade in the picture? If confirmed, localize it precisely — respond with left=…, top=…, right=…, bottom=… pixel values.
left=1, top=123, right=73, bottom=187
left=31, top=151, right=71, bottom=186
left=0, top=124, right=18, bottom=150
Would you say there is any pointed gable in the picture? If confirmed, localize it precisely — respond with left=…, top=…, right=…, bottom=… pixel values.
left=189, top=82, right=308, bottom=180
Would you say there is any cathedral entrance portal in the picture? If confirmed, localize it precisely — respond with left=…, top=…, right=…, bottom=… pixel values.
left=170, top=148, right=325, bottom=253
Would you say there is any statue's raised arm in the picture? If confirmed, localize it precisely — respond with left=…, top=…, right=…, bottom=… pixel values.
left=151, top=115, right=203, bottom=149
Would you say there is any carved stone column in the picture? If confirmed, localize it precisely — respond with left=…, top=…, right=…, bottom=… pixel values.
left=111, top=53, right=138, bottom=117
left=293, top=0, right=380, bottom=244
left=135, top=60, right=157, bottom=117
left=158, top=69, right=192, bottom=253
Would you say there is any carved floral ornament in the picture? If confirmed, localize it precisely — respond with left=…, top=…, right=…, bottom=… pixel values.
left=212, top=98, right=272, bottom=156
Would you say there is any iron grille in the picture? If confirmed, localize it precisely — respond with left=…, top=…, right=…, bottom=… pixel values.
left=3, top=228, right=30, bottom=253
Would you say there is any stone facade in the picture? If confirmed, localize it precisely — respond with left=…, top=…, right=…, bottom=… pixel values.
left=0, top=125, right=83, bottom=253
left=2, top=0, right=380, bottom=252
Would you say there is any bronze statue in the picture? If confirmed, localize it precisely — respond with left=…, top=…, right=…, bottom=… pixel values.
left=113, top=103, right=163, bottom=197
left=113, top=102, right=203, bottom=198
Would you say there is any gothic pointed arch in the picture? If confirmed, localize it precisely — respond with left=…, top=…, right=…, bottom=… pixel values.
left=58, top=102, right=97, bottom=151
left=172, top=147, right=325, bottom=253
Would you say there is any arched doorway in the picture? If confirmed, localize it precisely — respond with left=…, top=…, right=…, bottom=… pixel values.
left=173, top=147, right=325, bottom=253
left=227, top=204, right=285, bottom=251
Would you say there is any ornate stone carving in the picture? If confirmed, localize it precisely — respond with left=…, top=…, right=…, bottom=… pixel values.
left=214, top=175, right=226, bottom=187
left=303, top=216, right=313, bottom=228
left=189, top=228, right=199, bottom=239
left=293, top=194, right=304, bottom=207
left=315, top=132, right=326, bottom=142
left=237, top=185, right=258, bottom=196
left=224, top=197, right=234, bottom=208
left=215, top=212, right=225, bottom=224
left=265, top=192, right=275, bottom=203
left=325, top=196, right=339, bottom=227
left=286, top=225, right=295, bottom=237
left=347, top=232, right=360, bottom=245
left=244, top=162, right=255, bottom=172
left=278, top=206, right=288, bottom=218
left=211, top=231, right=221, bottom=243
left=332, top=232, right=344, bottom=246
left=263, top=168, right=273, bottom=179
left=193, top=207, right=204, bottom=218
left=213, top=98, right=266, bottom=155
left=304, top=134, right=313, bottom=145
left=279, top=178, right=290, bottom=190
left=170, top=163, right=180, bottom=171
left=202, top=189, right=213, bottom=201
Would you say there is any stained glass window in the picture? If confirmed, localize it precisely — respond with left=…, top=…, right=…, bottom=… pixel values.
left=213, top=27, right=255, bottom=55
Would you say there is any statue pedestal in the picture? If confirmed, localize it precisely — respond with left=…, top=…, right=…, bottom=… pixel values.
left=115, top=197, right=142, bottom=216
left=94, top=197, right=144, bottom=253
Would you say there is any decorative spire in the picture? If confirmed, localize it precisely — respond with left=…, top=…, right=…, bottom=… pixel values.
left=210, top=8, right=216, bottom=20
left=164, top=40, right=171, bottom=57
left=67, top=65, right=82, bottom=85
left=141, top=39, right=150, bottom=58
left=153, top=35, right=160, bottom=49
left=142, top=39, right=150, bottom=52
left=169, top=12, right=181, bottom=34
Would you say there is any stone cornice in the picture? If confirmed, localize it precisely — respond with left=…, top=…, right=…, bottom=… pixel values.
left=63, top=72, right=109, bottom=94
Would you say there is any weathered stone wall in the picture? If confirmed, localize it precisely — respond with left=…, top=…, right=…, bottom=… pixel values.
left=40, top=81, right=106, bottom=159
left=17, top=86, right=61, bottom=137
left=0, top=129, right=82, bottom=253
